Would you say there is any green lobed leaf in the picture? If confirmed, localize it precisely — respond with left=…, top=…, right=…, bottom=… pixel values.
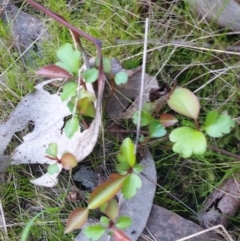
left=64, top=208, right=89, bottom=233
left=88, top=174, right=127, bottom=210
left=116, top=162, right=130, bottom=175
left=46, top=143, right=58, bottom=157
left=100, top=216, right=110, bottom=227
left=95, top=57, right=111, bottom=73
left=56, top=43, right=81, bottom=74
left=169, top=127, right=207, bottom=158
left=84, top=68, right=99, bottom=83
left=167, top=88, right=200, bottom=120
left=148, top=121, right=166, bottom=138
left=67, top=101, right=74, bottom=113
left=117, top=137, right=136, bottom=167
left=61, top=82, right=77, bottom=101
left=133, top=164, right=143, bottom=174
left=203, top=111, right=235, bottom=138
left=114, top=71, right=128, bottom=85
left=64, top=117, right=80, bottom=138
left=83, top=225, right=106, bottom=241
left=47, top=163, right=59, bottom=175
left=132, top=110, right=154, bottom=126
left=122, top=173, right=142, bottom=200
left=115, top=216, right=132, bottom=230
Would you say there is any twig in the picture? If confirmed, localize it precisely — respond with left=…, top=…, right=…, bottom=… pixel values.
left=0, top=198, right=7, bottom=233
left=208, top=146, right=240, bottom=161
left=134, top=18, right=149, bottom=154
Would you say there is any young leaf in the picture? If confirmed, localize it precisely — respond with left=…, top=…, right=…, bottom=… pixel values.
left=60, top=152, right=78, bottom=170
left=84, top=68, right=99, bottom=83
left=132, top=110, right=153, bottom=126
left=100, top=216, right=110, bottom=227
left=117, top=137, right=136, bottom=167
left=36, top=65, right=72, bottom=79
left=114, top=71, right=128, bottom=85
left=148, top=121, right=166, bottom=138
left=64, top=117, right=79, bottom=138
left=47, top=163, right=59, bottom=175
left=78, top=87, right=96, bottom=101
left=56, top=43, right=81, bottom=74
left=133, top=163, right=143, bottom=174
left=65, top=208, right=89, bottom=233
left=88, top=174, right=127, bottom=210
left=203, top=111, right=235, bottom=138
left=115, top=216, right=132, bottom=230
left=95, top=57, right=111, bottom=73
left=61, top=82, right=77, bottom=101
left=113, top=228, right=131, bottom=241
left=122, top=173, right=142, bottom=199
left=104, top=199, right=119, bottom=221
left=181, top=120, right=196, bottom=129
left=159, top=113, right=178, bottom=127
left=46, top=143, right=58, bottom=157
left=167, top=88, right=200, bottom=120
left=169, top=127, right=207, bottom=158
left=83, top=225, right=106, bottom=241
left=77, top=98, right=95, bottom=117
left=116, top=162, right=130, bottom=175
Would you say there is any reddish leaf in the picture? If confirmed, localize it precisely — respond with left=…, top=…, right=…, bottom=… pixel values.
left=60, top=152, right=78, bottom=170
left=36, top=65, right=72, bottom=78
left=65, top=208, right=89, bottom=233
left=88, top=174, right=127, bottom=210
left=113, top=228, right=131, bottom=241
left=159, top=113, right=178, bottom=127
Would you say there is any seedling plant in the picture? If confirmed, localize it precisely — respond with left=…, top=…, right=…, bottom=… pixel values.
left=15, top=1, right=236, bottom=241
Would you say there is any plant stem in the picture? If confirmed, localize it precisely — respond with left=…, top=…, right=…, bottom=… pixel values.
left=208, top=146, right=240, bottom=161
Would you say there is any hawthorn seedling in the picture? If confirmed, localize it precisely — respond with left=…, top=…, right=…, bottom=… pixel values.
left=203, top=110, right=235, bottom=138
left=45, top=143, right=77, bottom=173
left=60, top=81, right=97, bottom=137
left=167, top=87, right=235, bottom=157
left=83, top=199, right=132, bottom=241
left=55, top=43, right=81, bottom=75
left=65, top=137, right=142, bottom=240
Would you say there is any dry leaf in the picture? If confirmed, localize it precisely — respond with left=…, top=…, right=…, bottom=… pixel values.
left=0, top=79, right=102, bottom=187
left=104, top=59, right=159, bottom=118
left=138, top=205, right=219, bottom=241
